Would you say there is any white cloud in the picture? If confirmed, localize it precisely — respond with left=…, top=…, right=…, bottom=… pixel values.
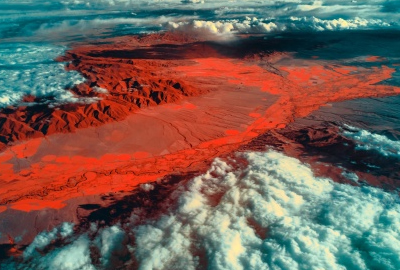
left=42, top=236, right=95, bottom=270
left=167, top=18, right=282, bottom=37
left=342, top=125, right=400, bottom=157
left=92, top=86, right=108, bottom=94
left=95, top=226, right=127, bottom=268
left=167, top=16, right=392, bottom=38
left=131, top=150, right=400, bottom=269
left=23, top=223, right=74, bottom=259
left=5, top=150, right=400, bottom=269
left=140, top=183, right=154, bottom=191
left=0, top=43, right=101, bottom=108
left=31, top=16, right=196, bottom=40
left=297, top=0, right=324, bottom=12
left=289, top=16, right=391, bottom=31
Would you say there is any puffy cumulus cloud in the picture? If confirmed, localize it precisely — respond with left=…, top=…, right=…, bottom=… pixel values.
left=0, top=43, right=100, bottom=108
left=31, top=236, right=95, bottom=270
left=4, top=150, right=400, bottom=269
left=168, top=17, right=282, bottom=37
left=140, top=183, right=155, bottom=191
left=289, top=16, right=391, bottom=31
left=95, top=226, right=128, bottom=268
left=49, top=238, right=94, bottom=270
left=23, top=223, right=74, bottom=259
left=131, top=151, right=400, bottom=269
left=4, top=225, right=124, bottom=269
left=167, top=16, right=392, bottom=37
left=342, top=125, right=400, bottom=157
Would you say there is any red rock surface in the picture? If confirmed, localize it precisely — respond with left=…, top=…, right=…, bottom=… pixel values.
left=1, top=32, right=400, bottom=244
left=0, top=33, right=208, bottom=151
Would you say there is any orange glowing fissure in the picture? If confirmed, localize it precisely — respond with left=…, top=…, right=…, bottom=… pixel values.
left=1, top=38, right=400, bottom=212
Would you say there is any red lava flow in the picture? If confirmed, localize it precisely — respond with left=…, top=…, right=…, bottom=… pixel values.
left=1, top=33, right=400, bottom=235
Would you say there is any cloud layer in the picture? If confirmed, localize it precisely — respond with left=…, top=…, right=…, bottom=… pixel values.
left=167, top=16, right=392, bottom=37
left=1, top=0, right=399, bottom=42
left=4, top=150, right=400, bottom=269
left=0, top=43, right=101, bottom=108
left=343, top=125, right=400, bottom=158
